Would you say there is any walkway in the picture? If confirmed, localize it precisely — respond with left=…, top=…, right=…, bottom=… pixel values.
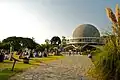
left=10, top=55, right=93, bottom=80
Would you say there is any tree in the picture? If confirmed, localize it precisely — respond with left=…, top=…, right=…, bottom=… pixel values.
left=2, top=36, right=38, bottom=51
left=45, top=39, right=51, bottom=51
left=50, top=36, right=61, bottom=55
left=45, top=39, right=50, bottom=45
left=0, top=43, right=10, bottom=50
left=50, top=36, right=61, bottom=46
left=36, top=44, right=43, bottom=52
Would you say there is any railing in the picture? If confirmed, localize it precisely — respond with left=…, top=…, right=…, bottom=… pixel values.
left=66, top=37, right=105, bottom=44
left=67, top=42, right=99, bottom=44
left=68, top=37, right=100, bottom=39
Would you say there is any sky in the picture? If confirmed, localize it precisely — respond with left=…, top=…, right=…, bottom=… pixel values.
left=0, top=0, right=120, bottom=44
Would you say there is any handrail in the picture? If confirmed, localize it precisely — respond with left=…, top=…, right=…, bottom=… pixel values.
left=68, top=37, right=100, bottom=39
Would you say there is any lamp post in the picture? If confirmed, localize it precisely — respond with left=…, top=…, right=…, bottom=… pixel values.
left=10, top=41, right=13, bottom=61
left=10, top=41, right=14, bottom=53
left=20, top=43, right=23, bottom=51
left=19, top=42, right=23, bottom=59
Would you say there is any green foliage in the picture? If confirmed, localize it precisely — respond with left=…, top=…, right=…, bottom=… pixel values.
left=2, top=36, right=38, bottom=51
left=0, top=43, right=10, bottom=50
left=91, top=48, right=102, bottom=56
left=35, top=43, right=54, bottom=52
left=87, top=4, right=120, bottom=80
left=50, top=36, right=61, bottom=46
left=88, top=36, right=120, bottom=80
left=81, top=47, right=101, bottom=55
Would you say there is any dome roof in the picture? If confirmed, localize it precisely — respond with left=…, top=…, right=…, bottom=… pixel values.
left=72, top=24, right=100, bottom=38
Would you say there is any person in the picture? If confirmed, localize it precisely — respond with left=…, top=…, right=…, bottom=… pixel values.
left=19, top=52, right=23, bottom=59
left=38, top=51, right=42, bottom=57
left=88, top=53, right=92, bottom=58
left=23, top=51, right=26, bottom=56
left=33, top=51, right=36, bottom=57
left=0, top=50, right=5, bottom=62
left=4, top=52, right=9, bottom=60
left=80, top=52, right=83, bottom=55
left=44, top=50, right=48, bottom=57
left=69, top=50, right=72, bottom=56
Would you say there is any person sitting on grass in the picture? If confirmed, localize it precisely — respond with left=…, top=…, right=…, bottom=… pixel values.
left=0, top=50, right=5, bottom=62
left=4, top=52, right=9, bottom=60
left=69, top=50, right=72, bottom=56
left=19, top=52, right=23, bottom=59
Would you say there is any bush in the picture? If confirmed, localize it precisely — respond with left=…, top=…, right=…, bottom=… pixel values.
left=88, top=36, right=120, bottom=80
left=91, top=48, right=102, bottom=56
left=81, top=48, right=101, bottom=56
left=87, top=4, right=120, bottom=80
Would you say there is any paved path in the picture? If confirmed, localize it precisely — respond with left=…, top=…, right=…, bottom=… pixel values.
left=10, top=55, right=93, bottom=80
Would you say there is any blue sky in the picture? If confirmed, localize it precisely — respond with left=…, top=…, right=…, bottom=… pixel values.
left=0, top=0, right=119, bottom=43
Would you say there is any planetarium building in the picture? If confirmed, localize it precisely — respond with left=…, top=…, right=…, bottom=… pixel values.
left=67, top=24, right=104, bottom=45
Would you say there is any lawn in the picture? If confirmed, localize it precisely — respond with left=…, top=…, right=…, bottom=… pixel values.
left=0, top=54, right=64, bottom=80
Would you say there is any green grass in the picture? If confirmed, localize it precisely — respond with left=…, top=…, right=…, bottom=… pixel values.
left=0, top=68, right=22, bottom=80
left=0, top=55, right=64, bottom=80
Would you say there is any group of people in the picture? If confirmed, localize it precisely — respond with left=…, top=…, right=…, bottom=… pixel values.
left=18, top=50, right=49, bottom=59
left=0, top=49, right=49, bottom=62
left=0, top=48, right=61, bottom=61
left=66, top=50, right=81, bottom=56
left=0, top=50, right=10, bottom=60
left=65, top=49, right=92, bottom=58
left=0, top=49, right=12, bottom=62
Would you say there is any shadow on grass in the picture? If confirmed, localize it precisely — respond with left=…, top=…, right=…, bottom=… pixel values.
left=2, top=61, right=14, bottom=64
left=0, top=68, right=23, bottom=80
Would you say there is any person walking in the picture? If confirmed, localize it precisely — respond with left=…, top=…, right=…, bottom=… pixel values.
left=87, top=50, right=92, bottom=59
left=69, top=50, right=72, bottom=56
left=88, top=53, right=92, bottom=58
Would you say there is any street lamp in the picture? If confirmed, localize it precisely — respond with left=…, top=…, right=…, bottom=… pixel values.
left=10, top=41, right=13, bottom=53
left=10, top=41, right=13, bottom=61
left=20, top=43, right=23, bottom=51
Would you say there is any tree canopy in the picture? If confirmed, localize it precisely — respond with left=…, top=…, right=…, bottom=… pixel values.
left=2, top=36, right=38, bottom=51
left=50, top=36, right=61, bottom=46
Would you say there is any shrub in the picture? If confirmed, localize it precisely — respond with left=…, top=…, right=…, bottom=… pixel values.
left=87, top=4, right=120, bottom=80
left=88, top=36, right=120, bottom=80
